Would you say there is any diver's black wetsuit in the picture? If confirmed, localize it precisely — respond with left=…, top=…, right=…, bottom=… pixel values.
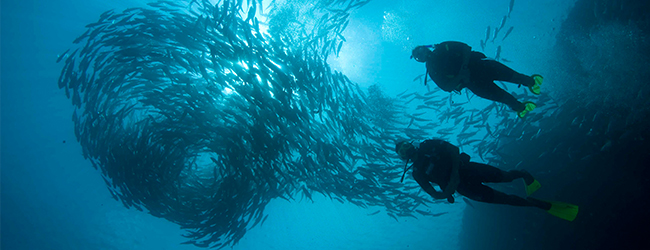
left=411, top=139, right=535, bottom=206
left=425, top=41, right=535, bottom=112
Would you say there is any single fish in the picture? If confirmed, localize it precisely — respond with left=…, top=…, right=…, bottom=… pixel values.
left=600, top=140, right=612, bottom=152
left=387, top=213, right=399, bottom=222
left=502, top=26, right=514, bottom=41
left=429, top=212, right=448, bottom=217
left=498, top=15, right=508, bottom=30
left=407, top=117, right=415, bottom=128
left=336, top=41, right=344, bottom=55
left=260, top=214, right=270, bottom=226
left=413, top=73, right=425, bottom=82
left=245, top=5, right=256, bottom=23
left=415, top=209, right=430, bottom=216
left=367, top=210, right=381, bottom=216
left=508, top=0, right=515, bottom=17
left=492, top=27, right=500, bottom=42
left=495, top=46, right=502, bottom=61
left=56, top=49, right=71, bottom=63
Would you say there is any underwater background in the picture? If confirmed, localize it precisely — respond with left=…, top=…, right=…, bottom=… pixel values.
left=2, top=0, right=649, bottom=250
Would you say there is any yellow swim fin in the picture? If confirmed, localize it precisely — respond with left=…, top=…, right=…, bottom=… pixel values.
left=517, top=101, right=537, bottom=118
left=547, top=201, right=579, bottom=222
left=525, top=179, right=541, bottom=196
left=529, top=74, right=543, bottom=95
left=528, top=197, right=579, bottom=222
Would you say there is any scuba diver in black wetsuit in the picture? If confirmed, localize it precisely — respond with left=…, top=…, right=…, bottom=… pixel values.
left=395, top=139, right=579, bottom=221
left=410, top=41, right=543, bottom=118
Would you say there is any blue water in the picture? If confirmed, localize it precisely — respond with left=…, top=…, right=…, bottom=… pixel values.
left=2, top=0, right=575, bottom=249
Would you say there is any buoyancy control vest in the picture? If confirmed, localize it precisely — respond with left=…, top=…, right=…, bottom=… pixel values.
left=426, top=41, right=472, bottom=92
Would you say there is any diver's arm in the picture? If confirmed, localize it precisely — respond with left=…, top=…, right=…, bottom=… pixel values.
left=442, top=147, right=461, bottom=198
left=414, top=172, right=445, bottom=200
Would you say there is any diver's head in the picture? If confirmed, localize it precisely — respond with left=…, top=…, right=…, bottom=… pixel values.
left=395, top=140, right=416, bottom=161
left=410, top=45, right=433, bottom=63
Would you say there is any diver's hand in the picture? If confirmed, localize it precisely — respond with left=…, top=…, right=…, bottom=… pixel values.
left=447, top=196, right=455, bottom=203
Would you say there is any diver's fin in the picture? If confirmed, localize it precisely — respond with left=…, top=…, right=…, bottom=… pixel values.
left=528, top=198, right=579, bottom=222
left=517, top=101, right=536, bottom=118
left=525, top=179, right=541, bottom=196
left=547, top=201, right=579, bottom=222
left=529, top=74, right=543, bottom=95
left=519, top=170, right=540, bottom=196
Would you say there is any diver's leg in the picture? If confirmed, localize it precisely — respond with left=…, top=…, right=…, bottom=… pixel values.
left=502, top=170, right=535, bottom=184
left=508, top=72, right=536, bottom=87
left=491, top=190, right=549, bottom=208
left=480, top=59, right=535, bottom=87
left=457, top=183, right=538, bottom=207
left=465, top=82, right=525, bottom=112
left=526, top=197, right=553, bottom=210
left=463, top=162, right=533, bottom=183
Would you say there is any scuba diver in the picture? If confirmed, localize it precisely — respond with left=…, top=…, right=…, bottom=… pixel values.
left=410, top=41, right=543, bottom=118
left=395, top=139, right=579, bottom=221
